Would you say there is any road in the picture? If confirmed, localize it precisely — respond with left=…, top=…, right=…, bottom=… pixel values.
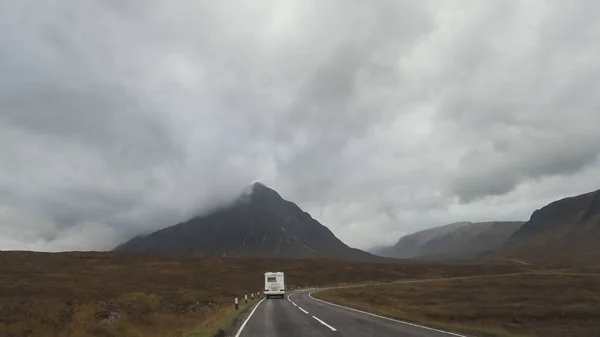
left=236, top=290, right=466, bottom=337
left=236, top=271, right=600, bottom=336
left=490, top=257, right=532, bottom=266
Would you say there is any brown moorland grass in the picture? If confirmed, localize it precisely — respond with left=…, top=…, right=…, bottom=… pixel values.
left=315, top=273, right=600, bottom=337
left=0, top=251, right=531, bottom=337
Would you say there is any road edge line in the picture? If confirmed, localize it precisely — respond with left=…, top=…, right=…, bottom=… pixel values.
left=287, top=293, right=299, bottom=306
left=308, top=291, right=468, bottom=337
left=234, top=297, right=266, bottom=337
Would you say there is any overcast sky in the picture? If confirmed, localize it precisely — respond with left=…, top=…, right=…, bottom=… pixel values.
left=1, top=0, right=599, bottom=251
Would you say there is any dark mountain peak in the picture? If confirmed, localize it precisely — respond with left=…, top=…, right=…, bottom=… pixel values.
left=114, top=182, right=382, bottom=261
left=250, top=182, right=282, bottom=200
left=251, top=181, right=269, bottom=190
left=234, top=182, right=286, bottom=208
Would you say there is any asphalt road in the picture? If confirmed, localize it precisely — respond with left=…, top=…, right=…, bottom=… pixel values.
left=236, top=290, right=466, bottom=337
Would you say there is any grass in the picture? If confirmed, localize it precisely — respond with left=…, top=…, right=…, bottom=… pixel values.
left=0, top=251, right=532, bottom=337
left=314, top=273, right=600, bottom=337
left=183, top=301, right=252, bottom=337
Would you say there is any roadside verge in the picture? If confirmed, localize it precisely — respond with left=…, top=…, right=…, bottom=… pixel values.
left=309, top=272, right=596, bottom=337
left=309, top=290, right=474, bottom=337
left=183, top=298, right=261, bottom=337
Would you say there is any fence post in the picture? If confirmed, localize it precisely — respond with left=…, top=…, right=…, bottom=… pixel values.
left=245, top=294, right=248, bottom=304
left=235, top=297, right=239, bottom=310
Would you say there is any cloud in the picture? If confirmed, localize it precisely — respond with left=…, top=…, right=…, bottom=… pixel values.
left=1, top=0, right=599, bottom=251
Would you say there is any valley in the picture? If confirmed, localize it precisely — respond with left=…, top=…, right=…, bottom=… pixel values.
left=2, top=1, right=599, bottom=335
left=0, top=251, right=528, bottom=337
left=2, top=186, right=600, bottom=337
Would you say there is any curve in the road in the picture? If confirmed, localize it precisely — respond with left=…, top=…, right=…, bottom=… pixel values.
left=235, top=290, right=467, bottom=337
left=308, top=291, right=467, bottom=337
left=235, top=272, right=600, bottom=336
left=234, top=297, right=267, bottom=337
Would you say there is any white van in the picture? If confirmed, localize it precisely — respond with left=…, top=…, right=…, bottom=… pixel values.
left=264, top=272, right=285, bottom=299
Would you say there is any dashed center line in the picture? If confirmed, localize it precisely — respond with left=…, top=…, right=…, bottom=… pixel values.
left=312, top=316, right=337, bottom=331
left=288, top=293, right=309, bottom=315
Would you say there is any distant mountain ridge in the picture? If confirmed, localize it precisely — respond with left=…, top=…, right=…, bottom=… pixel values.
left=374, top=188, right=600, bottom=263
left=115, top=182, right=383, bottom=261
left=374, top=221, right=525, bottom=260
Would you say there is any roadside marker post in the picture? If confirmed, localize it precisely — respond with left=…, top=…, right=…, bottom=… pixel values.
left=251, top=293, right=254, bottom=300
left=235, top=297, right=239, bottom=310
left=245, top=294, right=248, bottom=304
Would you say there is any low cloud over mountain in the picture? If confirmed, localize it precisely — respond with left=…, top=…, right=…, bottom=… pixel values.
left=115, top=183, right=381, bottom=261
left=1, top=1, right=600, bottom=251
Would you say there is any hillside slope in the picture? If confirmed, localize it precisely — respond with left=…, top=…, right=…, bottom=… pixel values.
left=115, top=183, right=381, bottom=261
left=502, top=189, right=600, bottom=262
left=376, top=221, right=524, bottom=260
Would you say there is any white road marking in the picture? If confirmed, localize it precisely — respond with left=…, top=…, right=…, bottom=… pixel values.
left=309, top=292, right=467, bottom=337
left=298, top=307, right=309, bottom=314
left=312, top=316, right=337, bottom=331
left=287, top=294, right=298, bottom=306
left=234, top=297, right=266, bottom=337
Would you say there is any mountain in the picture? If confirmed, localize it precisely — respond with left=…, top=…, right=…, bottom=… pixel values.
left=374, top=221, right=524, bottom=260
left=372, top=222, right=471, bottom=258
left=114, top=183, right=382, bottom=261
left=501, top=189, right=600, bottom=261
